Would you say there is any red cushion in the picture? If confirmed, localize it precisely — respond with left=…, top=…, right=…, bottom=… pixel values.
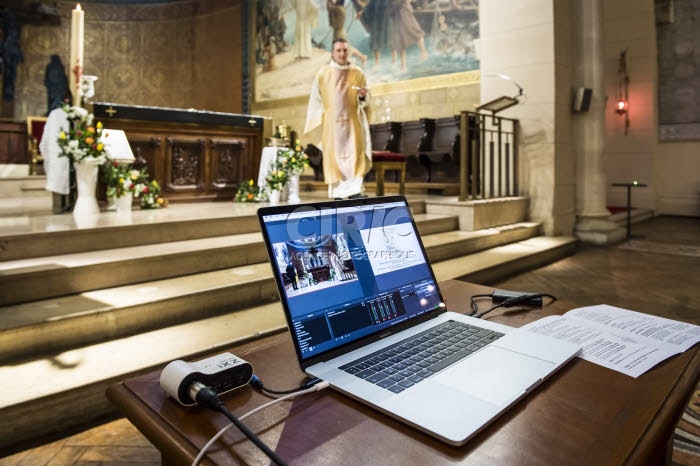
left=372, top=151, right=406, bottom=162
left=31, top=120, right=46, bottom=142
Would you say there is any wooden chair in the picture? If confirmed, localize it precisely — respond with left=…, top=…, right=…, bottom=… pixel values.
left=371, top=150, right=406, bottom=196
left=27, top=116, right=48, bottom=175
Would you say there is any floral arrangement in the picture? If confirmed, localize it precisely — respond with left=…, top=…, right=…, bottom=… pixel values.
left=264, top=163, right=290, bottom=192
left=57, top=104, right=109, bottom=165
left=277, top=140, right=309, bottom=174
left=101, top=162, right=167, bottom=208
left=234, top=179, right=266, bottom=202
left=137, top=178, right=167, bottom=209
left=102, top=162, right=140, bottom=198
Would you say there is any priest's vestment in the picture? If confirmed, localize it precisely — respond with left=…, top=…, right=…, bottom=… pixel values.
left=304, top=60, right=372, bottom=198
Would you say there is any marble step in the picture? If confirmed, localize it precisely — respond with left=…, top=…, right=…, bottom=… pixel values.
left=433, top=236, right=578, bottom=285
left=0, top=199, right=429, bottom=261
left=0, top=213, right=458, bottom=306
left=0, top=234, right=576, bottom=455
left=0, top=176, right=48, bottom=197
left=0, top=222, right=537, bottom=361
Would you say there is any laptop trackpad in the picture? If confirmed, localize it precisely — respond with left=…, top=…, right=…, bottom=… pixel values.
left=432, top=346, right=555, bottom=406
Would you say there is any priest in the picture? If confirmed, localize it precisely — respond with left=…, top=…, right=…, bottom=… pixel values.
left=304, top=38, right=372, bottom=199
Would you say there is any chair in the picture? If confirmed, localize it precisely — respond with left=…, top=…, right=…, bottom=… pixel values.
left=371, top=151, right=406, bottom=196
left=27, top=116, right=48, bottom=175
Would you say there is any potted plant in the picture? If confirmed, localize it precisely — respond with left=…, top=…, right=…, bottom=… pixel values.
left=57, top=104, right=109, bottom=216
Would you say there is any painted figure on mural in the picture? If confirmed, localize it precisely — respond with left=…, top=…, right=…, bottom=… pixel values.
left=293, top=0, right=319, bottom=60
left=388, top=0, right=429, bottom=70
left=353, top=0, right=390, bottom=68
left=304, top=38, right=372, bottom=199
left=0, top=11, right=24, bottom=101
left=327, top=0, right=367, bottom=66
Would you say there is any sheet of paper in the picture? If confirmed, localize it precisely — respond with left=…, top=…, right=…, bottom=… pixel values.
left=563, top=305, right=700, bottom=353
left=521, top=314, right=689, bottom=378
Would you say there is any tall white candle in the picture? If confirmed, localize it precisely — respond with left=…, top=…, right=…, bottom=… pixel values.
left=69, top=3, right=84, bottom=107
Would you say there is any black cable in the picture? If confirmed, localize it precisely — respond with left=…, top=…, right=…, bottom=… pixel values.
left=474, top=293, right=557, bottom=319
left=250, top=375, right=322, bottom=395
left=190, top=382, right=288, bottom=466
left=468, top=293, right=493, bottom=316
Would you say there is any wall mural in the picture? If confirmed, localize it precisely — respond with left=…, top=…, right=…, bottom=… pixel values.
left=255, top=0, right=479, bottom=102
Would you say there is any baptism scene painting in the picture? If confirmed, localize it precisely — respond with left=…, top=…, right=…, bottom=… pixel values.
left=255, top=0, right=480, bottom=102
left=272, top=233, right=359, bottom=298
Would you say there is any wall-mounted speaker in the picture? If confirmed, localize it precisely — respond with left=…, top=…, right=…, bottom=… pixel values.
left=572, top=88, right=593, bottom=112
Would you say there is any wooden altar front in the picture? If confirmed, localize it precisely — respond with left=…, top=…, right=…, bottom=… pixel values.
left=91, top=103, right=265, bottom=201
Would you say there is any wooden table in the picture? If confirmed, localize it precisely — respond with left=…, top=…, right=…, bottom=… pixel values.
left=106, top=280, right=700, bottom=466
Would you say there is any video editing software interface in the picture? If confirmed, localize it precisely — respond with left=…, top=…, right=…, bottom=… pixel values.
left=261, top=201, right=443, bottom=361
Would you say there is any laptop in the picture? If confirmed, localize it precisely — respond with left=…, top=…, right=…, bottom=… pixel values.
left=257, top=195, right=580, bottom=445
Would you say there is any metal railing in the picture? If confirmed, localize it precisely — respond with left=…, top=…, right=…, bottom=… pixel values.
left=459, top=111, right=519, bottom=201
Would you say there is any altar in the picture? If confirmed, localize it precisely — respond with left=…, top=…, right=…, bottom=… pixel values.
left=91, top=103, right=266, bottom=201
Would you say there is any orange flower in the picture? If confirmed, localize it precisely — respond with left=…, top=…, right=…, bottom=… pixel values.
left=87, top=126, right=95, bottom=133
left=247, top=193, right=254, bottom=200
left=84, top=137, right=95, bottom=144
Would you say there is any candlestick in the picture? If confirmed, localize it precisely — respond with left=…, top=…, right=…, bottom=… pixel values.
left=69, top=3, right=84, bottom=107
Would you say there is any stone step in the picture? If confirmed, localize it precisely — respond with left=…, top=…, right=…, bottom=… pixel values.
left=0, top=302, right=289, bottom=455
left=0, top=221, right=536, bottom=361
left=0, top=234, right=576, bottom=455
left=433, top=236, right=578, bottom=285
left=0, top=176, right=49, bottom=197
left=0, top=213, right=456, bottom=306
left=0, top=196, right=53, bottom=217
left=0, top=198, right=428, bottom=261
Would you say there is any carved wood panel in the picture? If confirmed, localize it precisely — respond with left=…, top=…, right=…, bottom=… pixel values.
left=94, top=116, right=263, bottom=201
left=127, top=136, right=163, bottom=181
left=209, top=138, right=248, bottom=191
left=0, top=121, right=28, bottom=164
left=165, top=138, right=206, bottom=192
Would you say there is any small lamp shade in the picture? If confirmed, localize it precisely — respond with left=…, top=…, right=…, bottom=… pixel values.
left=102, top=129, right=135, bottom=163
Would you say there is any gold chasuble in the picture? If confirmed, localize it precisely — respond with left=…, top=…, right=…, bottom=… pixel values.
left=304, top=60, right=372, bottom=198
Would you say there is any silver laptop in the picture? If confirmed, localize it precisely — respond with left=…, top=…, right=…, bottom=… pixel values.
left=258, top=196, right=580, bottom=445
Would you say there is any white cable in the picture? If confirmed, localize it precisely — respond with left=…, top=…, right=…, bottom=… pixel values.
left=192, top=381, right=330, bottom=466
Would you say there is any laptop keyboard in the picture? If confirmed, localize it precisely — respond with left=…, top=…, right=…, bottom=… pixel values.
left=339, top=320, right=505, bottom=393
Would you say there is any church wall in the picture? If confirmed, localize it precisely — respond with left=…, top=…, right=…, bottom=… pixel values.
left=603, top=0, right=699, bottom=217
left=190, top=2, right=243, bottom=112
left=479, top=0, right=576, bottom=236
left=8, top=0, right=243, bottom=120
left=603, top=0, right=659, bottom=213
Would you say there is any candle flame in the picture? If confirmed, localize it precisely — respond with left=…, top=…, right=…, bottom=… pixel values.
left=76, top=3, right=81, bottom=10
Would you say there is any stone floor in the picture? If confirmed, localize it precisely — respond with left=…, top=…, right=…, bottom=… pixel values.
left=2, top=215, right=698, bottom=465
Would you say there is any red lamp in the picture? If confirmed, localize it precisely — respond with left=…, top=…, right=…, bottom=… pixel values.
left=616, top=50, right=630, bottom=134
left=616, top=98, right=628, bottom=115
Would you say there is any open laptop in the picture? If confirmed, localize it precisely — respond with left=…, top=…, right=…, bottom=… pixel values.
left=257, top=195, right=580, bottom=445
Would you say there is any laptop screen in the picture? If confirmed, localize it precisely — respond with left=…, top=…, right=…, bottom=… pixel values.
left=259, top=197, right=444, bottom=364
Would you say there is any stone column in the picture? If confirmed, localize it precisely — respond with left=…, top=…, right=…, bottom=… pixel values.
left=573, top=0, right=626, bottom=244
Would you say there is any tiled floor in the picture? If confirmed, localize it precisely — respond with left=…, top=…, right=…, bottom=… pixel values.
left=2, top=215, right=699, bottom=465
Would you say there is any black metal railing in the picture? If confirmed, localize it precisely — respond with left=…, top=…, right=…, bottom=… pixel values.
left=459, top=111, right=519, bottom=201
